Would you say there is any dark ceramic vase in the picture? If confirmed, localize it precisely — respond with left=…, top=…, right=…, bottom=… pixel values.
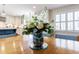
left=33, top=29, right=43, bottom=48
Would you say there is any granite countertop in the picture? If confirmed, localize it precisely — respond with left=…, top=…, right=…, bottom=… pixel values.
left=0, top=28, right=16, bottom=29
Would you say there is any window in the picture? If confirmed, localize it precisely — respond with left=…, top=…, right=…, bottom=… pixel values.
left=67, top=12, right=73, bottom=21
left=75, top=11, right=79, bottom=20
left=74, top=21, right=79, bottom=30
left=67, top=12, right=73, bottom=31
left=74, top=11, right=79, bottom=31
left=56, top=23, right=60, bottom=30
left=55, top=12, right=79, bottom=32
left=67, top=22, right=73, bottom=30
left=55, top=15, right=60, bottom=22
left=61, top=14, right=66, bottom=30
left=55, top=14, right=66, bottom=31
left=61, top=14, right=66, bottom=21
left=61, top=22, right=66, bottom=30
left=55, top=15, right=60, bottom=31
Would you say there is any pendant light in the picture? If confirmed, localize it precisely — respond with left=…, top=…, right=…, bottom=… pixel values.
left=1, top=4, right=6, bottom=17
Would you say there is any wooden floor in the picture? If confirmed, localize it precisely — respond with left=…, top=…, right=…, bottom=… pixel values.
left=0, top=35, right=79, bottom=54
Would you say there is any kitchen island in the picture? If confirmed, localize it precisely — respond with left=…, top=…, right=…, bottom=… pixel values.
left=0, top=28, right=16, bottom=38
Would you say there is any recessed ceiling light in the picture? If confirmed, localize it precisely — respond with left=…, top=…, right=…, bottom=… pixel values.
left=33, top=6, right=36, bottom=9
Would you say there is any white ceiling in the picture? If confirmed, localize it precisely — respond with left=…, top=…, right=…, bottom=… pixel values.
left=0, top=4, right=69, bottom=16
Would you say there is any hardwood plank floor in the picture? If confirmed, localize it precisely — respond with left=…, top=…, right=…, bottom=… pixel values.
left=0, top=35, right=79, bottom=54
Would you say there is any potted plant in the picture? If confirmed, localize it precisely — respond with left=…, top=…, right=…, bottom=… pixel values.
left=22, top=16, right=54, bottom=50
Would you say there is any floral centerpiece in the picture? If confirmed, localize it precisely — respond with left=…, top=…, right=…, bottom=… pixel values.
left=22, top=16, right=54, bottom=50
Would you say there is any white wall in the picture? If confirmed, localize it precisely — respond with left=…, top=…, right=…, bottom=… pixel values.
left=49, top=4, right=79, bottom=21
left=6, top=15, right=21, bottom=26
left=49, top=4, right=79, bottom=34
left=0, top=15, right=22, bottom=28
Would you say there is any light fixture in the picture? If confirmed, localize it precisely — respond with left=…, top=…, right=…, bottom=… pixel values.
left=1, top=4, right=6, bottom=17
left=33, top=6, right=36, bottom=9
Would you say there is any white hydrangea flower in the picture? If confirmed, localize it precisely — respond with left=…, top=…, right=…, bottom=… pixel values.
left=36, top=22, right=44, bottom=29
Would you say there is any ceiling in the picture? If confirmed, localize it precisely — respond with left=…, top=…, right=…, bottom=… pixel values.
left=0, top=4, right=69, bottom=16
